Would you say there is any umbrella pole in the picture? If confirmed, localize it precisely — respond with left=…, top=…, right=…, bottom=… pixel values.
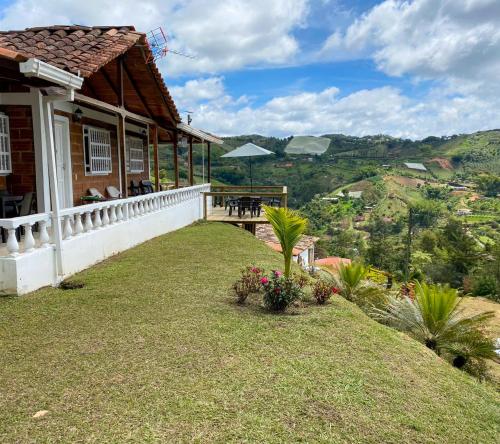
left=249, top=157, right=253, bottom=192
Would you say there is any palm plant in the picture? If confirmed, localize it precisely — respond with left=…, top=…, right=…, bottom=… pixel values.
left=334, top=263, right=368, bottom=301
left=373, top=282, right=495, bottom=371
left=263, top=206, right=307, bottom=278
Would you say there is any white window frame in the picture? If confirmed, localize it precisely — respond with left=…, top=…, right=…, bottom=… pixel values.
left=0, top=113, right=12, bottom=175
left=83, top=125, right=112, bottom=175
left=126, top=135, right=145, bottom=174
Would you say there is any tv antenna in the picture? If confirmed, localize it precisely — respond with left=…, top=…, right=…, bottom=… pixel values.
left=145, top=27, right=196, bottom=63
left=182, top=110, right=194, bottom=125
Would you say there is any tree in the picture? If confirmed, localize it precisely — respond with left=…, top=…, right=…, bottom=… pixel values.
left=476, top=174, right=500, bottom=197
left=264, top=206, right=307, bottom=277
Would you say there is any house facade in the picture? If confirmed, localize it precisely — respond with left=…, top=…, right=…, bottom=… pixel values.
left=0, top=26, right=220, bottom=295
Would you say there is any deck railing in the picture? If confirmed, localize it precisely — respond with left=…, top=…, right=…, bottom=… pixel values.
left=202, top=185, right=287, bottom=219
left=0, top=184, right=209, bottom=257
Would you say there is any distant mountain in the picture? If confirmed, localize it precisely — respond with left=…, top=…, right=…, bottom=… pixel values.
left=211, top=130, right=500, bottom=207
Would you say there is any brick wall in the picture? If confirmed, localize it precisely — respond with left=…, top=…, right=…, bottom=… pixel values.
left=57, top=111, right=150, bottom=205
left=0, top=105, right=36, bottom=198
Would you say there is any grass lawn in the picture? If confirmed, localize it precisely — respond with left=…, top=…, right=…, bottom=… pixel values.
left=0, top=222, right=499, bottom=443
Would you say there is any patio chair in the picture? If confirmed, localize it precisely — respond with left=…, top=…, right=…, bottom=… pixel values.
left=87, top=188, right=106, bottom=201
left=227, top=198, right=239, bottom=216
left=129, top=180, right=141, bottom=196
left=16, top=192, right=36, bottom=217
left=250, top=197, right=262, bottom=217
left=106, top=186, right=122, bottom=200
left=238, top=196, right=253, bottom=218
left=13, top=192, right=36, bottom=241
left=140, top=180, right=154, bottom=194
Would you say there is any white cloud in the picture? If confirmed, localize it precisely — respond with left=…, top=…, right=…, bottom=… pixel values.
left=171, top=77, right=500, bottom=139
left=0, top=0, right=308, bottom=76
left=321, top=0, right=500, bottom=84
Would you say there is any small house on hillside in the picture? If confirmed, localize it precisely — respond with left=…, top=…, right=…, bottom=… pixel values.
left=256, top=225, right=318, bottom=268
left=315, top=256, right=352, bottom=273
left=404, top=162, right=427, bottom=172
left=336, top=190, right=363, bottom=199
left=456, top=208, right=472, bottom=216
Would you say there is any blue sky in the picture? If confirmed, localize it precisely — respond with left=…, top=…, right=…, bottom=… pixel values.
left=0, top=0, right=499, bottom=138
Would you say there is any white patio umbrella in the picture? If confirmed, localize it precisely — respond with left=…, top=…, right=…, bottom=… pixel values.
left=221, top=143, right=274, bottom=190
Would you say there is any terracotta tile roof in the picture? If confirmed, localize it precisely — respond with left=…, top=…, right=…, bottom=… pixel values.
left=0, top=25, right=141, bottom=77
left=315, top=256, right=352, bottom=271
left=256, top=225, right=318, bottom=255
left=0, top=25, right=180, bottom=122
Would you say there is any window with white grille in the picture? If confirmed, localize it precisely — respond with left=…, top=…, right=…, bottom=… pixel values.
left=0, top=113, right=12, bottom=175
left=83, top=126, right=112, bottom=175
left=126, top=136, right=145, bottom=173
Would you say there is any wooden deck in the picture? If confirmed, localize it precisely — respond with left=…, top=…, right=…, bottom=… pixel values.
left=207, top=206, right=269, bottom=224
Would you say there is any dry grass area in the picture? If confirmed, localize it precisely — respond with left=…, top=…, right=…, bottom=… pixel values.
left=460, top=296, right=500, bottom=384
left=384, top=175, right=426, bottom=188
left=0, top=222, right=499, bottom=443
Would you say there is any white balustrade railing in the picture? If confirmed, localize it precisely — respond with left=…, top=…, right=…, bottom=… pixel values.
left=0, top=184, right=210, bottom=257
left=0, top=212, right=52, bottom=256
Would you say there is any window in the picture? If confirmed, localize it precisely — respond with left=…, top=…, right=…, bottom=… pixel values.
left=83, top=126, right=112, bottom=175
left=126, top=136, right=144, bottom=173
left=0, top=113, right=12, bottom=175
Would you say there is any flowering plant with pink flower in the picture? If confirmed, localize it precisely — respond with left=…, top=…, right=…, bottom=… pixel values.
left=233, top=265, right=264, bottom=304
left=313, top=279, right=338, bottom=305
left=261, top=270, right=303, bottom=311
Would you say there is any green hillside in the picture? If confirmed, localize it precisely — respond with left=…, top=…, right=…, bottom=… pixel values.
left=0, top=223, right=498, bottom=442
left=206, top=130, right=499, bottom=207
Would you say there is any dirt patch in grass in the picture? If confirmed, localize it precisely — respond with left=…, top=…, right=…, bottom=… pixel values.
left=384, top=175, right=425, bottom=188
left=430, top=157, right=453, bottom=170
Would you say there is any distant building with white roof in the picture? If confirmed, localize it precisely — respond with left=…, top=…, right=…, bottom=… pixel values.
left=404, top=162, right=427, bottom=171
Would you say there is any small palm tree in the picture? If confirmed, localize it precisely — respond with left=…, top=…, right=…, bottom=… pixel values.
left=264, top=206, right=307, bottom=278
left=374, top=282, right=495, bottom=371
left=335, top=263, right=368, bottom=301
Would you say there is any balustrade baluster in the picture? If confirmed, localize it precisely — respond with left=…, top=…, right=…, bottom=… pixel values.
left=102, top=207, right=110, bottom=226
left=23, top=223, right=35, bottom=252
left=109, top=206, right=117, bottom=224
left=116, top=204, right=123, bottom=221
left=6, top=228, right=19, bottom=255
left=74, top=213, right=84, bottom=235
left=63, top=215, right=73, bottom=239
left=93, top=208, right=102, bottom=228
left=39, top=220, right=50, bottom=246
left=84, top=212, right=93, bottom=231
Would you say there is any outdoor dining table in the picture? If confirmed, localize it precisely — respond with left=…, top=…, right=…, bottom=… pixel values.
left=0, top=194, right=23, bottom=218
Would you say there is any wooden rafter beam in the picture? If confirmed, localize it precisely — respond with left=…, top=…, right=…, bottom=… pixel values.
left=122, top=62, right=154, bottom=119
left=82, top=78, right=99, bottom=100
left=100, top=66, right=120, bottom=105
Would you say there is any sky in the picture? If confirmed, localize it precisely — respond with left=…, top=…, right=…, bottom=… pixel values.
left=0, top=0, right=499, bottom=139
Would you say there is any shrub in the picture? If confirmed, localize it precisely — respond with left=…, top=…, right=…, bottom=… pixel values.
left=293, top=272, right=311, bottom=289
left=312, top=279, right=339, bottom=305
left=334, top=262, right=368, bottom=301
left=372, top=282, right=496, bottom=377
left=472, top=275, right=498, bottom=300
left=354, top=285, right=389, bottom=312
left=233, top=266, right=264, bottom=304
left=261, top=270, right=303, bottom=312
